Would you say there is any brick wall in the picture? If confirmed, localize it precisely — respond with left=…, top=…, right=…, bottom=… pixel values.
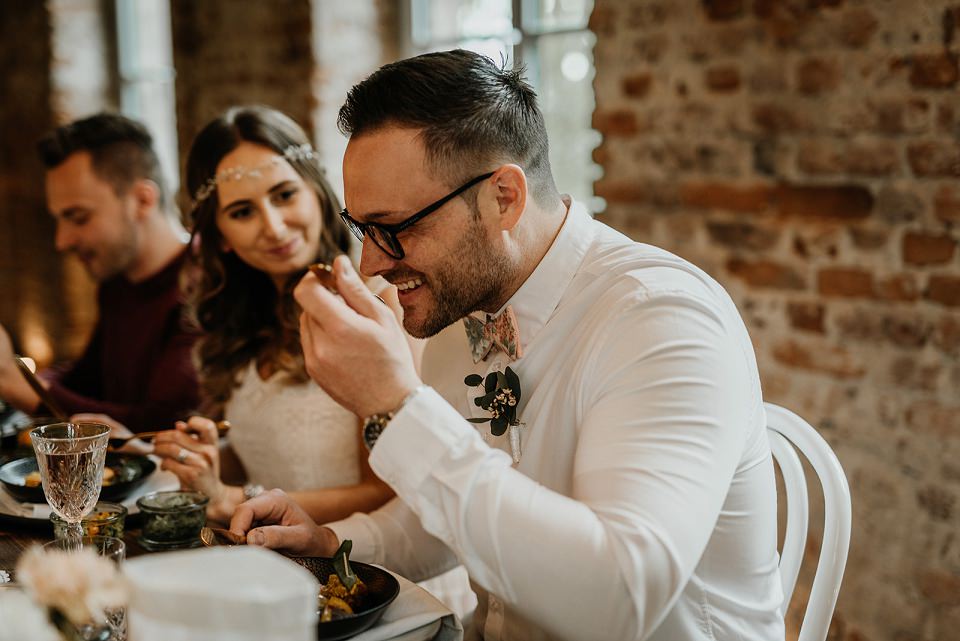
left=170, top=0, right=317, bottom=207
left=592, top=1, right=959, bottom=639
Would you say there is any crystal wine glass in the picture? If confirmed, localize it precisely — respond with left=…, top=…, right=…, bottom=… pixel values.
left=30, top=422, right=110, bottom=545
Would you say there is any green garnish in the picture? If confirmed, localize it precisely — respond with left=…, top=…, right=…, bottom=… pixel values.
left=332, top=539, right=357, bottom=591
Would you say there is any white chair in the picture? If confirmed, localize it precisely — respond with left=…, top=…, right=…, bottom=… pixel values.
left=765, top=403, right=852, bottom=641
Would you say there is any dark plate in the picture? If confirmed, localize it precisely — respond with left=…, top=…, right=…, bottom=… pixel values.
left=289, top=556, right=400, bottom=640
left=0, top=453, right=156, bottom=504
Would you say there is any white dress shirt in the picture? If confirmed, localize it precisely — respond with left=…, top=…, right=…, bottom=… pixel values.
left=329, top=199, right=785, bottom=641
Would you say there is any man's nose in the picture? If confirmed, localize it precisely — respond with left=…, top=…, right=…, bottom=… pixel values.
left=359, top=235, right=397, bottom=277
left=54, top=223, right=73, bottom=252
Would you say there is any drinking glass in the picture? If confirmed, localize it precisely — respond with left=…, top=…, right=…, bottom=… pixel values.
left=30, top=422, right=110, bottom=544
left=43, top=536, right=127, bottom=641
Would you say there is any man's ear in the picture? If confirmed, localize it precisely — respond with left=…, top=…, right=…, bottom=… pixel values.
left=490, top=164, right=527, bottom=231
left=130, top=179, right=161, bottom=221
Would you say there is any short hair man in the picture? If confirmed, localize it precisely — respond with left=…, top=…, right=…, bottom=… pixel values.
left=0, top=113, right=199, bottom=432
left=233, top=51, right=785, bottom=641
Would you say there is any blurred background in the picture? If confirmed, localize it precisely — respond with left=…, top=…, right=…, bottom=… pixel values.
left=0, top=1, right=957, bottom=639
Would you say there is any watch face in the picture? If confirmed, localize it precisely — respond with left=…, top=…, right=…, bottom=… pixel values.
left=363, top=418, right=385, bottom=451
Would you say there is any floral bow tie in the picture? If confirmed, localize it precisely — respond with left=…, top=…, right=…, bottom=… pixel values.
left=463, top=305, right=523, bottom=364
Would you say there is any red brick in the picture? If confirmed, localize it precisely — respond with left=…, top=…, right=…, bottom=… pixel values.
left=752, top=103, right=810, bottom=133
left=592, top=109, right=639, bottom=136
left=918, top=568, right=960, bottom=604
left=916, top=485, right=955, bottom=521
left=838, top=7, right=878, bottom=48
left=933, top=314, right=960, bottom=355
left=681, top=182, right=773, bottom=213
left=926, top=275, right=960, bottom=307
left=622, top=72, right=652, bottom=98
left=772, top=340, right=866, bottom=379
left=786, top=301, right=825, bottom=333
left=907, top=402, right=960, bottom=439
left=909, top=52, right=960, bottom=89
left=902, top=232, right=957, bottom=266
left=848, top=227, right=888, bottom=249
left=705, top=65, right=740, bottom=92
left=703, top=0, right=744, bottom=21
left=706, top=221, right=779, bottom=249
left=797, top=141, right=899, bottom=177
left=868, top=98, right=931, bottom=135
left=877, top=274, right=920, bottom=302
left=594, top=180, right=646, bottom=204
left=938, top=102, right=956, bottom=133
left=882, top=315, right=932, bottom=348
left=889, top=356, right=941, bottom=392
left=727, top=258, right=805, bottom=290
left=907, top=142, right=960, bottom=177
left=818, top=268, right=875, bottom=298
left=776, top=184, right=874, bottom=220
left=797, top=58, right=840, bottom=95
left=587, top=5, right=617, bottom=35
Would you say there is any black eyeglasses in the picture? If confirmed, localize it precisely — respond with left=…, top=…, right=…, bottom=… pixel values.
left=340, top=171, right=494, bottom=259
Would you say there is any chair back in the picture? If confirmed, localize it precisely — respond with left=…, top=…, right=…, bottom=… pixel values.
left=765, top=403, right=852, bottom=641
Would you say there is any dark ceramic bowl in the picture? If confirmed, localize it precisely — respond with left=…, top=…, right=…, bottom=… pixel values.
left=0, top=452, right=156, bottom=503
left=289, top=556, right=400, bottom=640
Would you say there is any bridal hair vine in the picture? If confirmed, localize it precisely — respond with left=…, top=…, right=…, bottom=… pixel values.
left=192, top=143, right=319, bottom=204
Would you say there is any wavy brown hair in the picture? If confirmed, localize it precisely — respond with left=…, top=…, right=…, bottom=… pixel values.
left=183, top=106, right=350, bottom=416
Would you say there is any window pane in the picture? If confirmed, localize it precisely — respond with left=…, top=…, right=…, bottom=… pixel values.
left=525, top=0, right=593, bottom=33
left=416, top=0, right=513, bottom=44
left=535, top=30, right=601, bottom=209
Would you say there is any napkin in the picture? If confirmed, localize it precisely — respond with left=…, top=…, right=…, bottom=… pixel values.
left=353, top=569, right=463, bottom=641
left=125, top=547, right=319, bottom=641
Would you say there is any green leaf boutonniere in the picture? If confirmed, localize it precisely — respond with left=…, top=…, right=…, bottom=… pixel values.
left=463, top=366, right=522, bottom=437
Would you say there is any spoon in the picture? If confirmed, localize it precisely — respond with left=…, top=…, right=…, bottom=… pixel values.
left=107, top=420, right=231, bottom=450
left=13, top=356, right=67, bottom=422
left=200, top=526, right=246, bottom=547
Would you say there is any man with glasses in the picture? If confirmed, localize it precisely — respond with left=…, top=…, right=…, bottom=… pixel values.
left=232, top=50, right=784, bottom=641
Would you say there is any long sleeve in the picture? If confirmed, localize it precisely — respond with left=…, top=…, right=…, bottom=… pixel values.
left=368, top=293, right=768, bottom=641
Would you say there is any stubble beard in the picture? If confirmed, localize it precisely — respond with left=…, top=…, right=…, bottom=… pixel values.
left=402, top=223, right=513, bottom=339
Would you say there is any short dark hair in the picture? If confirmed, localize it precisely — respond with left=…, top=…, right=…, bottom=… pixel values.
left=36, top=112, right=169, bottom=210
left=338, top=49, right=558, bottom=205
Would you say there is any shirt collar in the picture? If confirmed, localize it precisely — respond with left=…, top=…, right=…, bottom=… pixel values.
left=488, top=196, right=595, bottom=354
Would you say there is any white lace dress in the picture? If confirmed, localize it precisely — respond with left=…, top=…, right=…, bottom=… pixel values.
left=225, top=361, right=359, bottom=491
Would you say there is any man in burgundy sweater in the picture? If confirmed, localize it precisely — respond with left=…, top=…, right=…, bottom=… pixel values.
left=0, top=114, right=199, bottom=433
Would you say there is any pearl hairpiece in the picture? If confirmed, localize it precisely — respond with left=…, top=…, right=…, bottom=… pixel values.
left=192, top=143, right=319, bottom=204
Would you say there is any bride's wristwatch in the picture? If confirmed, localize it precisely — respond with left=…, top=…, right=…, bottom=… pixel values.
left=362, top=384, right=428, bottom=451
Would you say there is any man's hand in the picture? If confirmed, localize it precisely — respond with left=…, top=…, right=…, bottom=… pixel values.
left=0, top=323, right=40, bottom=412
left=229, top=489, right=339, bottom=556
left=294, top=255, right=421, bottom=418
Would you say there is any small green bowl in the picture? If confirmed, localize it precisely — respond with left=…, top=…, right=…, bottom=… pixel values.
left=50, top=501, right=127, bottom=539
left=136, top=490, right=209, bottom=551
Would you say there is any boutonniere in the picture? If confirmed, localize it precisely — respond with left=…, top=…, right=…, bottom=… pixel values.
left=464, top=366, right=524, bottom=463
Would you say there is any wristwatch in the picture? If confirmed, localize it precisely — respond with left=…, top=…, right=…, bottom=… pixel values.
left=362, top=385, right=428, bottom=451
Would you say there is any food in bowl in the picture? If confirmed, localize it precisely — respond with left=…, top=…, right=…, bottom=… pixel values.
left=50, top=501, right=127, bottom=538
left=23, top=465, right=116, bottom=488
left=136, top=490, right=208, bottom=551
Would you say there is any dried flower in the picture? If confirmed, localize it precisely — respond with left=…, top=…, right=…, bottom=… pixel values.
left=16, top=546, right=127, bottom=627
left=464, top=366, right=522, bottom=436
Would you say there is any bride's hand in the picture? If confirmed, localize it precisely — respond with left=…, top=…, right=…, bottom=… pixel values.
left=154, top=417, right=225, bottom=504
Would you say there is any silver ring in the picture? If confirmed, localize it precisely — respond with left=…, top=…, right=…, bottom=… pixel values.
left=176, top=448, right=188, bottom=464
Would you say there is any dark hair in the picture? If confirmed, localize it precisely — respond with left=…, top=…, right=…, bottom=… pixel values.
left=37, top=112, right=169, bottom=211
left=338, top=49, right=559, bottom=206
left=184, top=105, right=350, bottom=415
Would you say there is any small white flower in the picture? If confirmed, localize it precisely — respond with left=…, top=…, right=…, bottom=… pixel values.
left=0, top=570, right=10, bottom=583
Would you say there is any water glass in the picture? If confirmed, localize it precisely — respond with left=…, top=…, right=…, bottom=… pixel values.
left=30, top=422, right=110, bottom=543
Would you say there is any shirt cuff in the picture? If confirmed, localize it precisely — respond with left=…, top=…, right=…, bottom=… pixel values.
left=369, top=386, right=481, bottom=494
left=325, top=512, right=383, bottom=565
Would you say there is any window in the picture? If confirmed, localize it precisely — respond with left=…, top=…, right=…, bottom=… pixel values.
left=404, top=0, right=602, bottom=212
left=115, top=0, right=179, bottom=196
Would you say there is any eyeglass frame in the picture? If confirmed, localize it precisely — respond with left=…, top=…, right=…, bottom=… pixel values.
left=339, top=171, right=495, bottom=260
